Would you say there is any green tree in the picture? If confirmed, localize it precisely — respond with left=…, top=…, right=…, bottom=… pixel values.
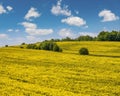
left=62, top=37, right=73, bottom=41
left=97, top=31, right=110, bottom=41
left=39, top=41, right=62, bottom=52
left=77, top=35, right=93, bottom=41
left=79, top=48, right=89, bottom=55
left=5, top=45, right=8, bottom=47
left=21, top=42, right=26, bottom=45
left=27, top=44, right=37, bottom=49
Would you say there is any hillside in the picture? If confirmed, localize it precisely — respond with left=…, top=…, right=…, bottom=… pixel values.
left=0, top=41, right=120, bottom=96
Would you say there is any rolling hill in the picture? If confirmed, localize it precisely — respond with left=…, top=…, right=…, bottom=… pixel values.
left=0, top=41, right=120, bottom=96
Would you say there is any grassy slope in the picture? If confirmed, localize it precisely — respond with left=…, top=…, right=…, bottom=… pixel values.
left=0, top=41, right=120, bottom=96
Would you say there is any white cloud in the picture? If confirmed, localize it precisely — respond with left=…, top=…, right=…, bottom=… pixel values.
left=7, top=6, right=13, bottom=11
left=58, top=28, right=75, bottom=38
left=8, top=29, right=20, bottom=32
left=51, top=0, right=71, bottom=16
left=79, top=32, right=98, bottom=37
left=61, top=16, right=86, bottom=27
left=24, top=7, right=41, bottom=21
left=0, top=34, right=8, bottom=39
left=0, top=4, right=6, bottom=14
left=21, top=22, right=53, bottom=36
left=8, top=29, right=14, bottom=32
left=99, top=9, right=119, bottom=22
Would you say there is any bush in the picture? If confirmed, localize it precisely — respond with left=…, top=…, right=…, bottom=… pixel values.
left=27, top=44, right=37, bottom=49
left=39, top=42, right=53, bottom=50
left=53, top=45, right=62, bottom=52
left=79, top=48, right=89, bottom=55
left=5, top=45, right=8, bottom=47
left=20, top=46, right=24, bottom=48
left=21, top=42, right=25, bottom=45
left=39, top=41, right=62, bottom=52
left=26, top=41, right=62, bottom=52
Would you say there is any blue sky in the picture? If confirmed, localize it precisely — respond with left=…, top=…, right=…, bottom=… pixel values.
left=0, top=0, right=120, bottom=46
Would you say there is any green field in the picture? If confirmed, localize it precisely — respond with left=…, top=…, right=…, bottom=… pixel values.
left=0, top=41, right=120, bottom=96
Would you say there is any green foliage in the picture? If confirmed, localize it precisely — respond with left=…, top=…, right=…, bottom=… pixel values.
left=77, top=35, right=93, bottom=41
left=32, top=30, right=120, bottom=42
left=62, top=37, right=73, bottom=41
left=27, top=44, right=38, bottom=49
left=53, top=45, right=62, bottom=52
left=26, top=41, right=62, bottom=52
left=97, top=31, right=110, bottom=41
left=20, top=46, right=24, bottom=48
left=39, top=41, right=62, bottom=52
left=21, top=42, right=26, bottom=45
left=40, top=42, right=50, bottom=50
left=5, top=45, right=8, bottom=47
left=97, top=31, right=120, bottom=41
left=79, top=48, right=89, bottom=55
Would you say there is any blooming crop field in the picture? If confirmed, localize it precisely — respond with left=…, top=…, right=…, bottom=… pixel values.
left=0, top=41, right=120, bottom=96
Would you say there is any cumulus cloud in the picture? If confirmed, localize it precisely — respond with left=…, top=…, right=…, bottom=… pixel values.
left=58, top=28, right=76, bottom=38
left=0, top=4, right=6, bottom=14
left=6, top=6, right=13, bottom=11
left=99, top=9, right=119, bottom=22
left=51, top=0, right=71, bottom=16
left=61, top=16, right=86, bottom=27
left=21, top=22, right=53, bottom=36
left=24, top=7, right=41, bottom=21
left=0, top=5, right=13, bottom=15
left=0, top=34, right=8, bottom=39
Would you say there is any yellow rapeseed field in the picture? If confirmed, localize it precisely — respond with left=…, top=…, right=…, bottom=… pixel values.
left=0, top=41, right=120, bottom=96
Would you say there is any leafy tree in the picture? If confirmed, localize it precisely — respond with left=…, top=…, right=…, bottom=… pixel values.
left=21, top=42, right=26, bottom=45
left=27, top=44, right=38, bottom=49
left=39, top=41, right=62, bottom=52
left=79, top=48, right=89, bottom=55
left=109, top=31, right=118, bottom=41
left=53, top=45, right=62, bottom=52
left=97, top=31, right=110, bottom=41
left=77, top=35, right=93, bottom=41
left=40, top=42, right=50, bottom=50
left=5, top=45, right=8, bottom=47
left=97, top=31, right=120, bottom=41
left=116, top=31, right=120, bottom=41
left=20, top=46, right=24, bottom=48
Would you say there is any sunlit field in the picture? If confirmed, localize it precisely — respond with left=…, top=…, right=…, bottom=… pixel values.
left=0, top=41, right=120, bottom=96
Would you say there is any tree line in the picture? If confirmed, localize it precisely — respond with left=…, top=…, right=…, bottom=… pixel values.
left=5, top=30, right=120, bottom=49
left=47, top=30, right=120, bottom=41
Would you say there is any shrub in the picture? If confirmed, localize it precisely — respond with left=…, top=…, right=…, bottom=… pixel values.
left=39, top=41, right=62, bottom=52
left=20, top=46, right=24, bottom=48
left=27, top=44, right=37, bottom=49
left=40, top=42, right=50, bottom=50
left=21, top=42, right=25, bottom=45
left=5, top=45, right=8, bottom=47
left=79, top=48, right=89, bottom=55
left=53, top=45, right=62, bottom=52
